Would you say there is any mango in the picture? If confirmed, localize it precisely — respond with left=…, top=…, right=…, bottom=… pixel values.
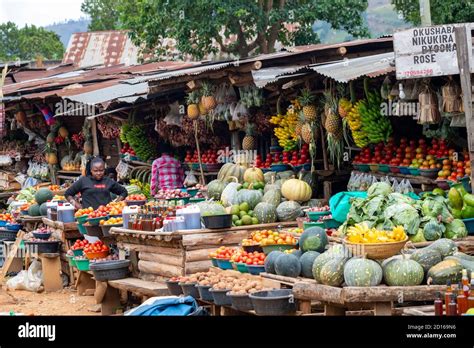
left=448, top=188, right=463, bottom=210
left=463, top=193, right=474, bottom=207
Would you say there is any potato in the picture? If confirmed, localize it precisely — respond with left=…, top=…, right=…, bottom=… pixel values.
left=248, top=288, right=258, bottom=294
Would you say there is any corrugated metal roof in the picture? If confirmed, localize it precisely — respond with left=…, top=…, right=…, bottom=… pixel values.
left=65, top=82, right=149, bottom=106
left=284, top=37, right=393, bottom=53
left=252, top=65, right=309, bottom=88
left=63, top=31, right=140, bottom=68
left=309, top=52, right=395, bottom=83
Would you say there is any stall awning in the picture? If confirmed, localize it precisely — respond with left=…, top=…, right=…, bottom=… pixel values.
left=309, top=52, right=395, bottom=83
left=251, top=66, right=309, bottom=88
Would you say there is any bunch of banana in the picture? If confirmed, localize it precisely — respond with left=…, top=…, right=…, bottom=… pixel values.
left=347, top=101, right=369, bottom=148
left=270, top=104, right=299, bottom=151
left=359, top=91, right=393, bottom=144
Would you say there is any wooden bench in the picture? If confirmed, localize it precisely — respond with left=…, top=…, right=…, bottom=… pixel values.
left=95, top=277, right=169, bottom=315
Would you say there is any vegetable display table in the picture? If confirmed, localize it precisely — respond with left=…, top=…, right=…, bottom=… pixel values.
left=110, top=222, right=297, bottom=281
left=292, top=281, right=446, bottom=316
left=18, top=215, right=44, bottom=232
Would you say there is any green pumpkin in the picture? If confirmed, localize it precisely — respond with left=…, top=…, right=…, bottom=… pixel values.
left=221, top=182, right=241, bottom=207
left=383, top=258, right=424, bottom=286
left=427, top=259, right=463, bottom=285
left=274, top=253, right=301, bottom=277
left=426, top=238, right=458, bottom=258
left=262, top=189, right=281, bottom=206
left=312, top=245, right=348, bottom=283
left=264, top=251, right=283, bottom=274
left=319, top=257, right=348, bottom=286
left=344, top=258, right=383, bottom=287
left=207, top=179, right=228, bottom=200
left=217, top=163, right=246, bottom=183
left=236, top=189, right=263, bottom=210
left=444, top=256, right=474, bottom=274
left=300, top=251, right=320, bottom=278
left=276, top=201, right=302, bottom=222
left=410, top=248, right=443, bottom=273
left=253, top=202, right=277, bottom=223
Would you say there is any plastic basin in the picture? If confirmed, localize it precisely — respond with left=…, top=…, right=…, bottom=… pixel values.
left=210, top=288, right=232, bottom=306
left=270, top=164, right=290, bottom=172
left=186, top=188, right=199, bottom=197
left=303, top=221, right=325, bottom=230
left=74, top=258, right=90, bottom=271
left=125, top=200, right=147, bottom=206
left=210, top=258, right=218, bottom=267
left=246, top=265, right=265, bottom=275
left=90, top=260, right=130, bottom=281
left=358, top=164, right=370, bottom=172
left=249, top=289, right=296, bottom=316
left=179, top=283, right=199, bottom=298
left=399, top=166, right=410, bottom=175
left=262, top=244, right=296, bottom=255
left=323, top=219, right=341, bottom=229
left=0, top=221, right=6, bottom=227
left=216, top=258, right=233, bottom=270
left=84, top=224, right=103, bottom=237
left=85, top=250, right=109, bottom=260
left=306, top=210, right=330, bottom=221
left=166, top=280, right=183, bottom=296
left=75, top=215, right=89, bottom=224
left=72, top=248, right=84, bottom=257
left=419, top=169, right=438, bottom=178
left=227, top=292, right=253, bottom=311
left=100, top=224, right=122, bottom=237
left=242, top=245, right=263, bottom=253
left=378, top=164, right=390, bottom=173
left=369, top=164, right=379, bottom=172
left=389, top=165, right=400, bottom=174
left=197, top=285, right=213, bottom=301
left=87, top=216, right=108, bottom=226
left=202, top=214, right=232, bottom=229
left=408, top=168, right=420, bottom=176
left=32, top=232, right=51, bottom=240
left=5, top=224, right=21, bottom=232
left=235, top=262, right=248, bottom=273
left=462, top=218, right=474, bottom=235
left=0, top=229, right=18, bottom=241
left=77, top=222, right=87, bottom=235
left=66, top=254, right=76, bottom=267
left=24, top=241, right=60, bottom=254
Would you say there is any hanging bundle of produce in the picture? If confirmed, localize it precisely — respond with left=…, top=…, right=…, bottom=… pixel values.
left=297, top=89, right=317, bottom=122
left=186, top=90, right=201, bottom=120
left=200, top=81, right=217, bottom=111
left=323, top=89, right=344, bottom=169
left=347, top=99, right=369, bottom=148
left=270, top=99, right=299, bottom=151
left=71, top=132, right=84, bottom=149
left=441, top=78, right=462, bottom=113
left=255, top=111, right=272, bottom=134
left=418, top=83, right=441, bottom=125
left=239, top=86, right=263, bottom=108
left=97, top=116, right=122, bottom=139
left=358, top=79, right=393, bottom=144
left=120, top=124, right=157, bottom=161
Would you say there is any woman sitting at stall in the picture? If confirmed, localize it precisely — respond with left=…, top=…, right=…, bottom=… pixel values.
left=65, top=157, right=128, bottom=210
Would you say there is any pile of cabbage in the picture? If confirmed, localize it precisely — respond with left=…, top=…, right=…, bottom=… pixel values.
left=339, top=182, right=467, bottom=241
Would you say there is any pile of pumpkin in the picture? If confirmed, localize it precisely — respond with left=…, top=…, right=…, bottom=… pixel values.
left=264, top=225, right=473, bottom=287
left=207, top=163, right=313, bottom=224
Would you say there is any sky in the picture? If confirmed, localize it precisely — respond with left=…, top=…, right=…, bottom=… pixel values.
left=0, top=0, right=85, bottom=27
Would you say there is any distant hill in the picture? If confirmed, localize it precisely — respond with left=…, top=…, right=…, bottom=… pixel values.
left=45, top=18, right=90, bottom=47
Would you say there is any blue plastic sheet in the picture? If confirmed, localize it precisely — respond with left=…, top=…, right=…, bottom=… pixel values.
left=126, top=296, right=199, bottom=316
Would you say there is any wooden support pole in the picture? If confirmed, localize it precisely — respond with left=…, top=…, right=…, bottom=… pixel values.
left=91, top=118, right=100, bottom=156
left=455, top=26, right=474, bottom=191
left=194, top=120, right=206, bottom=185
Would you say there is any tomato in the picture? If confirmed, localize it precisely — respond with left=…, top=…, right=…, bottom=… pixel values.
left=253, top=261, right=259, bottom=265
left=258, top=261, right=264, bottom=265
left=258, top=254, right=265, bottom=261
left=246, top=259, right=253, bottom=265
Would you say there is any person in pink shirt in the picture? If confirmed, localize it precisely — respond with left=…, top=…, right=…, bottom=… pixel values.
left=150, top=143, right=185, bottom=195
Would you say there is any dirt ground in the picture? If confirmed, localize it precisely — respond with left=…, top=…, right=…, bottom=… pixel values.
left=0, top=283, right=99, bottom=316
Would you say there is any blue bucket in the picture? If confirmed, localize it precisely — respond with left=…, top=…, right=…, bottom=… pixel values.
left=462, top=218, right=474, bottom=235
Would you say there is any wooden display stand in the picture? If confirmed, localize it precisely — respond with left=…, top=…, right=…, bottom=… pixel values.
left=75, top=271, right=96, bottom=296
left=40, top=253, right=62, bottom=292
left=110, top=222, right=297, bottom=281
left=18, top=215, right=44, bottom=232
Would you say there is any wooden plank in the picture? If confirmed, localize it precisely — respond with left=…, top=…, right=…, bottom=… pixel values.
left=292, top=282, right=345, bottom=304
left=324, top=304, right=346, bottom=316
left=0, top=231, right=25, bottom=282
left=108, top=277, right=169, bottom=297
left=455, top=26, right=474, bottom=191
left=114, top=234, right=181, bottom=248
left=182, top=230, right=249, bottom=247
left=185, top=248, right=219, bottom=262
left=342, top=285, right=446, bottom=303
left=40, top=254, right=63, bottom=292
left=139, top=272, right=168, bottom=283
left=139, top=251, right=184, bottom=267
left=116, top=242, right=183, bottom=256
left=138, top=260, right=184, bottom=278
left=185, top=243, right=240, bottom=251
left=374, top=302, right=393, bottom=316
left=260, top=272, right=302, bottom=285
left=185, top=260, right=212, bottom=274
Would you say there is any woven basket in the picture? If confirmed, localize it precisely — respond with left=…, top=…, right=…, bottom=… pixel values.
left=343, top=236, right=408, bottom=260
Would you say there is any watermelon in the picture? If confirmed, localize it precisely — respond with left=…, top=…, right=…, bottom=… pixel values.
left=236, top=189, right=263, bottom=210
left=264, top=251, right=283, bottom=274
left=276, top=201, right=302, bottom=222
left=35, top=188, right=53, bottom=204
left=261, top=189, right=281, bottom=206
left=427, top=259, right=463, bottom=285
left=39, top=202, right=48, bottom=216
left=344, top=258, right=383, bottom=287
left=28, top=204, right=41, bottom=217
left=274, top=253, right=301, bottom=278
left=383, top=258, right=424, bottom=286
left=410, top=248, right=443, bottom=273
left=299, top=227, right=328, bottom=253
left=291, top=249, right=303, bottom=258
left=319, top=257, right=347, bottom=286
left=299, top=251, right=320, bottom=278
left=253, top=202, right=277, bottom=223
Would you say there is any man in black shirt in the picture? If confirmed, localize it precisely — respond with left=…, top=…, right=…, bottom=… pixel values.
left=65, top=157, right=128, bottom=210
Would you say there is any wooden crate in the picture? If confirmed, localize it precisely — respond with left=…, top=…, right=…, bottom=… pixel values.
left=110, top=222, right=297, bottom=281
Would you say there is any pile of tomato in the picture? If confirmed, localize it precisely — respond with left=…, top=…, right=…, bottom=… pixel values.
left=209, top=246, right=235, bottom=260
left=74, top=207, right=94, bottom=218
left=231, top=250, right=265, bottom=265
left=84, top=241, right=109, bottom=254
left=71, top=239, right=89, bottom=250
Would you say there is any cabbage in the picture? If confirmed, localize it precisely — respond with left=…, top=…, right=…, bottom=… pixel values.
left=444, top=219, right=468, bottom=239
left=384, top=203, right=421, bottom=235
left=367, top=182, right=392, bottom=198
left=409, top=228, right=427, bottom=243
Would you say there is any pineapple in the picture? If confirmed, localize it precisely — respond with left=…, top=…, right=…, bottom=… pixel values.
left=186, top=91, right=200, bottom=120
left=338, top=98, right=352, bottom=118
left=201, top=82, right=217, bottom=111
left=295, top=111, right=305, bottom=136
left=297, top=88, right=317, bottom=122
left=324, top=108, right=342, bottom=135
left=242, top=123, right=256, bottom=150
left=301, top=123, right=313, bottom=144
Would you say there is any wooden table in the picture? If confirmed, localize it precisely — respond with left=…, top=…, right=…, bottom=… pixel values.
left=18, top=215, right=44, bottom=232
left=292, top=281, right=446, bottom=316
left=110, top=222, right=298, bottom=282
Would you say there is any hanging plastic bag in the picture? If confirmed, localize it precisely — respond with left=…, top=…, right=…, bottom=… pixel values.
left=6, top=259, right=43, bottom=292
left=391, top=178, right=399, bottom=192
left=183, top=171, right=198, bottom=187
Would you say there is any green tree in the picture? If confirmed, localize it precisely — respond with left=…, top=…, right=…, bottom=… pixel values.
left=82, top=0, right=369, bottom=60
left=0, top=22, right=64, bottom=62
left=81, top=0, right=121, bottom=31
left=392, top=0, right=474, bottom=26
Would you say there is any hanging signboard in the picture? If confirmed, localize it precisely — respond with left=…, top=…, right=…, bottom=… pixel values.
left=394, top=23, right=474, bottom=79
